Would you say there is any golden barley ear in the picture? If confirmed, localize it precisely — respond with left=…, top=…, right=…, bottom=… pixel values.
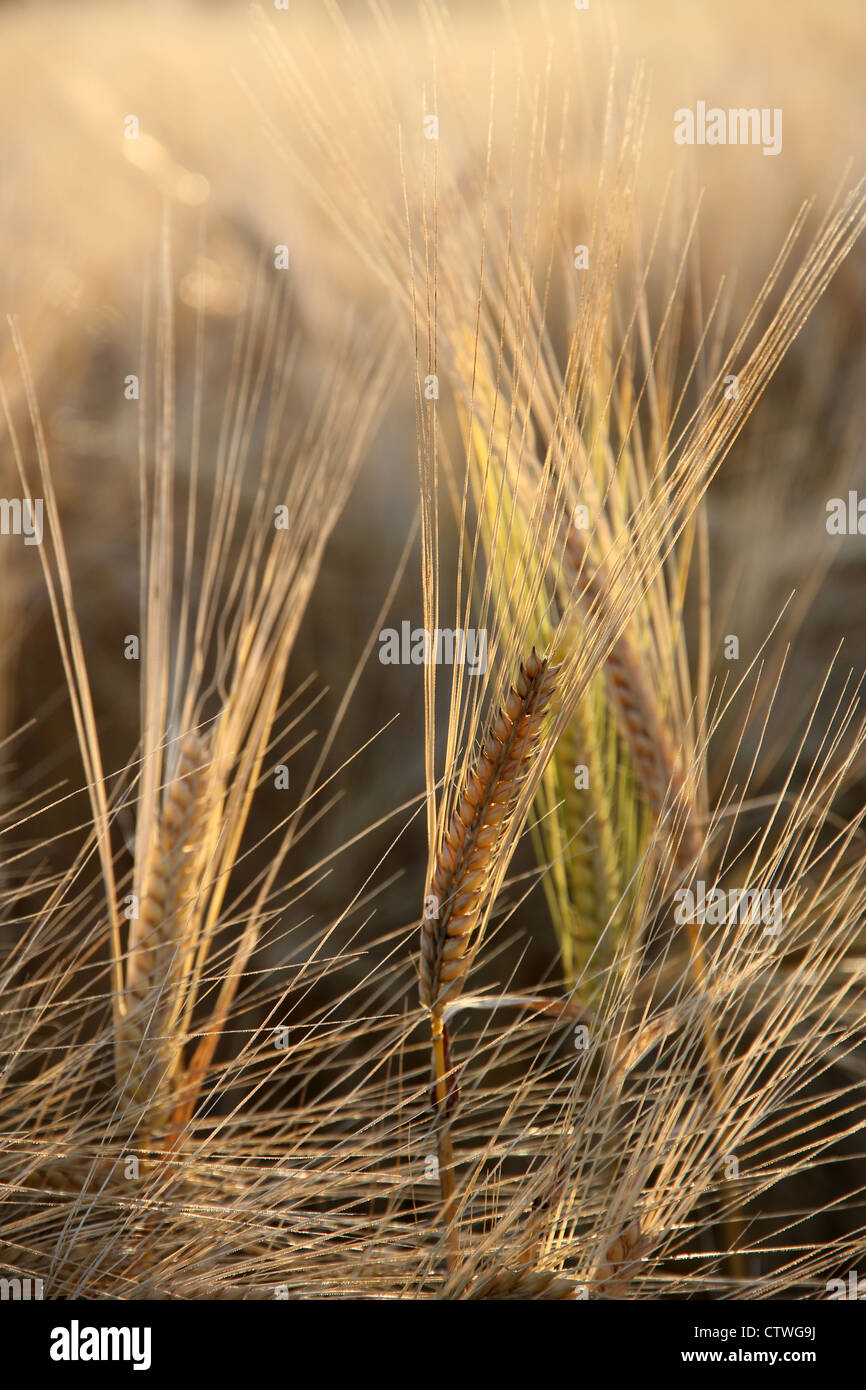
left=419, top=648, right=561, bottom=1016
left=118, top=731, right=215, bottom=1130
left=592, top=1218, right=649, bottom=1298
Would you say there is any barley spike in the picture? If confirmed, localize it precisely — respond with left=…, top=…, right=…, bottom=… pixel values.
left=420, top=649, right=560, bottom=1014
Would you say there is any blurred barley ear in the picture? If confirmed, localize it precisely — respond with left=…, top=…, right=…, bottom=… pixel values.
left=117, top=731, right=215, bottom=1137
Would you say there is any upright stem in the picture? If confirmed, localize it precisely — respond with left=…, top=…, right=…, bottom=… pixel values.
left=430, top=1012, right=458, bottom=1269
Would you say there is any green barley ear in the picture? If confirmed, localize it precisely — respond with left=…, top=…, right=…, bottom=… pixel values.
left=534, top=679, right=623, bottom=987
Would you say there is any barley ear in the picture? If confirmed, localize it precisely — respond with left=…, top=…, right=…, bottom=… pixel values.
left=420, top=648, right=561, bottom=1017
